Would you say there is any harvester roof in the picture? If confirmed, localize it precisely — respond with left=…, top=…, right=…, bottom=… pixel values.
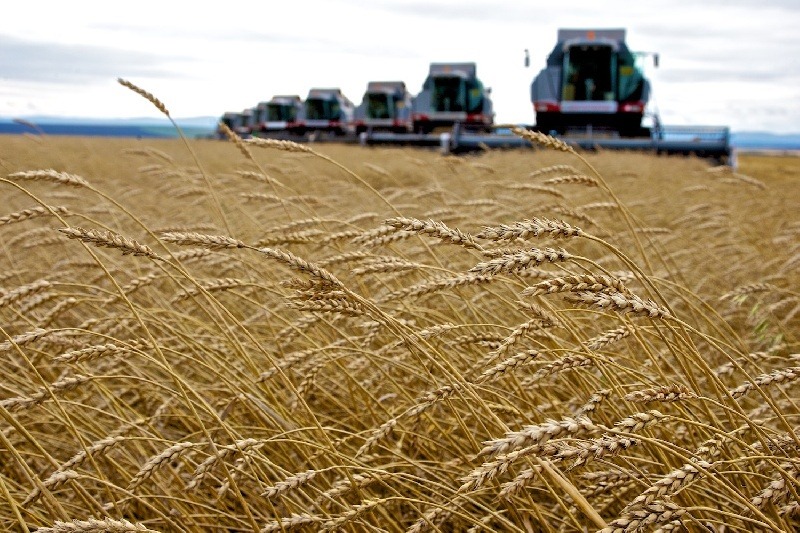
left=546, top=28, right=632, bottom=66
left=366, top=81, right=407, bottom=94
left=307, top=88, right=345, bottom=98
left=428, top=63, right=477, bottom=79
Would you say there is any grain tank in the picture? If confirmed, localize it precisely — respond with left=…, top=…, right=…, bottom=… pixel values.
left=530, top=28, right=654, bottom=137
left=412, top=63, right=494, bottom=133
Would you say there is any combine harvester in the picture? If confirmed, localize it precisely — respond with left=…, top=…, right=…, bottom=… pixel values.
left=299, top=88, right=355, bottom=136
left=411, top=63, right=495, bottom=133
left=363, top=29, right=731, bottom=161
left=218, top=110, right=256, bottom=139
left=352, top=81, right=414, bottom=135
left=218, top=111, right=244, bottom=138
left=252, top=95, right=304, bottom=137
left=215, top=29, right=731, bottom=161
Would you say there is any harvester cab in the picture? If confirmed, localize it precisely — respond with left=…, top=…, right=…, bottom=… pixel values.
left=218, top=111, right=243, bottom=138
left=530, top=28, right=655, bottom=137
left=353, top=82, right=414, bottom=135
left=236, top=108, right=256, bottom=138
left=412, top=63, right=494, bottom=134
left=301, top=88, right=355, bottom=136
left=254, top=95, right=304, bottom=135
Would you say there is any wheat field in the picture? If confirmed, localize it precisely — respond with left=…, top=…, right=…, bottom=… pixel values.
left=0, top=93, right=798, bottom=532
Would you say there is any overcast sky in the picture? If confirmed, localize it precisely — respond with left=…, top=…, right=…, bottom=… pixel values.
left=1, top=0, right=798, bottom=132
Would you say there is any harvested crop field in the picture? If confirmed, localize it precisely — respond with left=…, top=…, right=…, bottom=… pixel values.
left=0, top=131, right=798, bottom=532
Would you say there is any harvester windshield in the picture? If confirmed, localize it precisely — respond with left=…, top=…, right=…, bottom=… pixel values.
left=562, top=45, right=615, bottom=101
left=366, top=93, right=394, bottom=119
left=266, top=104, right=296, bottom=122
left=430, top=77, right=485, bottom=114
left=305, top=98, right=341, bottom=120
left=432, top=77, right=466, bottom=112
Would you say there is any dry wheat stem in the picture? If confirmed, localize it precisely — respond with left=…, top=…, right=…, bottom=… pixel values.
left=584, top=325, right=635, bottom=351
left=59, top=227, right=161, bottom=260
left=118, top=78, right=169, bottom=116
left=729, top=366, right=800, bottom=399
left=186, top=438, right=262, bottom=490
left=260, top=514, right=322, bottom=532
left=522, top=273, right=631, bottom=297
left=129, top=441, right=201, bottom=490
left=512, top=126, right=575, bottom=153
left=160, top=231, right=246, bottom=250
left=1, top=374, right=92, bottom=412
left=8, top=169, right=90, bottom=187
left=172, top=278, right=245, bottom=302
left=263, top=469, right=318, bottom=499
left=520, top=354, right=596, bottom=387
left=34, top=517, right=160, bottom=533
left=576, top=388, right=613, bottom=417
left=22, top=469, right=79, bottom=506
left=320, top=497, right=388, bottom=531
left=288, top=297, right=366, bottom=316
left=218, top=122, right=255, bottom=160
left=751, top=462, right=799, bottom=509
left=498, top=465, right=543, bottom=498
left=479, top=416, right=602, bottom=457
left=600, top=501, right=686, bottom=533
left=477, top=349, right=541, bottom=383
left=321, top=470, right=395, bottom=502
left=626, top=460, right=714, bottom=510
left=461, top=442, right=561, bottom=492
left=257, top=246, right=345, bottom=288
left=625, top=384, right=697, bottom=403
left=565, top=291, right=673, bottom=319
left=559, top=434, right=641, bottom=470
left=244, top=136, right=313, bottom=153
left=0, top=327, right=53, bottom=352
left=468, top=247, right=573, bottom=276
left=0, top=205, right=68, bottom=225
left=382, top=216, right=484, bottom=250
left=477, top=217, right=584, bottom=241
left=0, top=279, right=51, bottom=308
left=528, top=164, right=580, bottom=177
left=381, top=273, right=493, bottom=302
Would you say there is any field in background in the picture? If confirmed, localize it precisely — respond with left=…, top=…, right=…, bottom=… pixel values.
left=0, top=134, right=797, bottom=532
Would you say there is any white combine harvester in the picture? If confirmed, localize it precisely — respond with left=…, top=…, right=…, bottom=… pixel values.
left=353, top=81, right=414, bottom=135
left=252, top=95, right=304, bottom=136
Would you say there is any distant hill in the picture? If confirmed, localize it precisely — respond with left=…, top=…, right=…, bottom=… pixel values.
left=0, top=116, right=218, bottom=139
left=6, top=115, right=219, bottom=128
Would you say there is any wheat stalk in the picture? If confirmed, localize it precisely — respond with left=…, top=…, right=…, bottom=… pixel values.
left=129, top=442, right=200, bottom=490
left=477, top=217, right=584, bottom=241
left=382, top=216, right=483, bottom=250
left=0, top=205, right=69, bottom=225
left=59, top=227, right=161, bottom=259
left=512, top=126, right=575, bottom=153
left=118, top=78, right=170, bottom=116
left=8, top=169, right=90, bottom=187
left=468, top=248, right=573, bottom=276
left=33, top=517, right=159, bottom=533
